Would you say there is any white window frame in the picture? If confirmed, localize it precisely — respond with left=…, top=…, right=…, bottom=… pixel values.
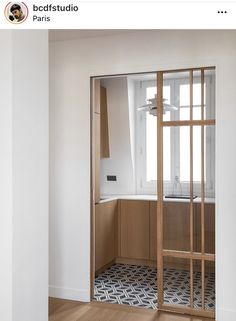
left=135, top=75, right=215, bottom=197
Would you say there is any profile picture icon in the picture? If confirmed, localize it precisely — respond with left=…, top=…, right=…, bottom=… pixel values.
left=5, top=2, right=28, bottom=24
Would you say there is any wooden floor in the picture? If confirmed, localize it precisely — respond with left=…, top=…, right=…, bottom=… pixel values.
left=49, top=298, right=214, bottom=321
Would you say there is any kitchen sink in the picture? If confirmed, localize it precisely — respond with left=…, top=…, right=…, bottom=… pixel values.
left=165, top=194, right=197, bottom=199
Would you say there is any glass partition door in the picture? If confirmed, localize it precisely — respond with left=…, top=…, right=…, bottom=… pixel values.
left=157, top=68, right=215, bottom=318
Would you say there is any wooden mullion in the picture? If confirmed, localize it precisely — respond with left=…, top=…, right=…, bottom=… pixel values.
left=161, top=119, right=215, bottom=127
left=201, top=68, right=205, bottom=310
left=189, top=70, right=194, bottom=309
left=157, top=71, right=164, bottom=308
left=162, top=249, right=215, bottom=261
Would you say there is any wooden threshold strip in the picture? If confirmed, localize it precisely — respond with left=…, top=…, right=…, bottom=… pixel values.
left=162, top=249, right=215, bottom=261
left=160, top=303, right=215, bottom=318
left=161, top=119, right=215, bottom=127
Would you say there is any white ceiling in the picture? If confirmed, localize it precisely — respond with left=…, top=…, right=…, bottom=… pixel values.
left=49, top=30, right=142, bottom=42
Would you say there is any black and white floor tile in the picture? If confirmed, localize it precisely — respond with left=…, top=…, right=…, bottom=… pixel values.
left=94, top=264, right=215, bottom=310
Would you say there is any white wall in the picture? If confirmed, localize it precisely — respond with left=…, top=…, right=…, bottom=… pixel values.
left=0, top=30, right=49, bottom=321
left=127, top=78, right=136, bottom=186
left=49, top=30, right=236, bottom=321
left=0, top=30, right=13, bottom=321
left=100, top=77, right=135, bottom=195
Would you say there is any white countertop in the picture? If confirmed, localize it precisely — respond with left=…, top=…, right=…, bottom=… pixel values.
left=98, top=194, right=215, bottom=204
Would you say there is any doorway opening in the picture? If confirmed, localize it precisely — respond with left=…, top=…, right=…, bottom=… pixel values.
left=91, top=67, right=215, bottom=318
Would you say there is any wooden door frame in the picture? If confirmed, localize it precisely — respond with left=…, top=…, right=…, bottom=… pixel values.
left=90, top=67, right=216, bottom=318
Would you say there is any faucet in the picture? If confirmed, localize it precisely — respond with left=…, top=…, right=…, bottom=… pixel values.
left=172, top=175, right=182, bottom=196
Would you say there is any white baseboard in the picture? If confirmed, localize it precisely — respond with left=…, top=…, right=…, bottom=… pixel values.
left=49, top=285, right=90, bottom=302
left=217, top=308, right=236, bottom=321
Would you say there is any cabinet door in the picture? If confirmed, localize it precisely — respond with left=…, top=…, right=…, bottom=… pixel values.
left=163, top=202, right=190, bottom=268
left=120, top=200, right=149, bottom=260
left=194, top=203, right=215, bottom=254
left=93, top=79, right=100, bottom=114
left=150, top=201, right=157, bottom=261
left=100, top=86, right=110, bottom=158
left=163, top=202, right=190, bottom=251
left=95, top=200, right=117, bottom=272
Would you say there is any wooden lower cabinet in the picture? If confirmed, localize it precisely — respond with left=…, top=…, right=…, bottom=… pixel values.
left=119, top=200, right=150, bottom=260
left=95, top=199, right=215, bottom=271
left=194, top=203, right=215, bottom=254
left=194, top=203, right=215, bottom=271
left=95, top=200, right=118, bottom=273
left=150, top=201, right=215, bottom=269
left=163, top=202, right=191, bottom=252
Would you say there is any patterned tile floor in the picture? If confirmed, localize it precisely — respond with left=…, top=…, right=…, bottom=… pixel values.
left=94, top=264, right=215, bottom=310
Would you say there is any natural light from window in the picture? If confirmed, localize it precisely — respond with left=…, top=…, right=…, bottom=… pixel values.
left=179, top=83, right=205, bottom=182
left=146, top=86, right=170, bottom=182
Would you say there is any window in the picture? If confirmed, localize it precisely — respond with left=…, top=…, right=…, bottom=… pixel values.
left=135, top=75, right=215, bottom=196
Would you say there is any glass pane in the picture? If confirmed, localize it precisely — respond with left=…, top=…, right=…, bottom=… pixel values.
left=163, top=125, right=193, bottom=198
left=179, top=83, right=190, bottom=120
left=193, top=260, right=215, bottom=311
left=205, top=261, right=215, bottom=311
left=193, top=203, right=201, bottom=253
left=178, top=71, right=191, bottom=121
left=192, top=126, right=202, bottom=203
left=163, top=127, right=171, bottom=182
left=192, top=69, right=215, bottom=121
left=205, top=125, right=215, bottom=198
left=164, top=257, right=190, bottom=307
left=193, top=202, right=215, bottom=254
left=205, top=69, right=215, bottom=120
left=146, top=112, right=157, bottom=182
left=146, top=86, right=156, bottom=100
left=163, top=85, right=171, bottom=122
left=204, top=203, right=215, bottom=254
left=193, top=260, right=202, bottom=309
left=146, top=84, right=170, bottom=121
left=193, top=126, right=202, bottom=183
left=163, top=71, right=190, bottom=121
left=180, top=126, right=190, bottom=182
left=193, top=70, right=205, bottom=120
left=163, top=201, right=190, bottom=252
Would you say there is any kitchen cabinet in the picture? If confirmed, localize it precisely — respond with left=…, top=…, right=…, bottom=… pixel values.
left=194, top=203, right=215, bottom=254
left=163, top=202, right=191, bottom=268
left=93, top=78, right=100, bottom=114
left=100, top=86, right=110, bottom=158
left=150, top=201, right=215, bottom=269
left=163, top=202, right=190, bottom=252
left=95, top=197, right=215, bottom=271
left=150, top=201, right=191, bottom=266
left=95, top=200, right=118, bottom=273
left=93, top=83, right=110, bottom=203
left=119, top=200, right=149, bottom=260
left=194, top=203, right=215, bottom=271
